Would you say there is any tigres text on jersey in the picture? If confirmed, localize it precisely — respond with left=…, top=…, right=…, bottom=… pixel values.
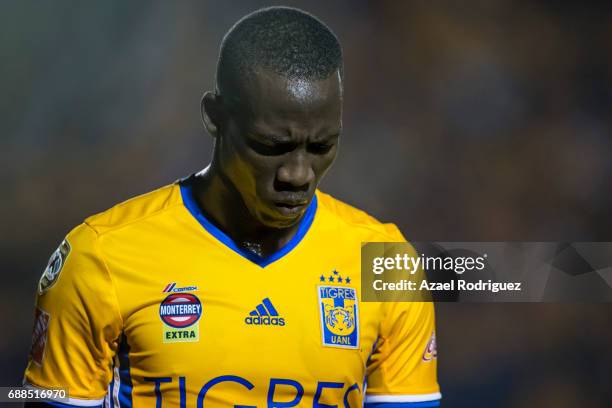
left=24, top=176, right=441, bottom=407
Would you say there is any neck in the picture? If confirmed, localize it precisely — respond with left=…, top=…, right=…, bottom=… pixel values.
left=191, top=166, right=303, bottom=259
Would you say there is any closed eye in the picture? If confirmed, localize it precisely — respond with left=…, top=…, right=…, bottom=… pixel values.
left=307, top=142, right=334, bottom=155
left=247, top=138, right=296, bottom=156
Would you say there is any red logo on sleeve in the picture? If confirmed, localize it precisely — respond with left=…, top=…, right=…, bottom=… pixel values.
left=30, top=307, right=50, bottom=366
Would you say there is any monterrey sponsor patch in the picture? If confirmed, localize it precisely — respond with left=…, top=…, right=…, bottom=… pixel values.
left=38, top=239, right=71, bottom=295
left=159, top=293, right=202, bottom=343
left=318, top=286, right=359, bottom=349
left=423, top=331, right=437, bottom=361
left=30, top=307, right=50, bottom=366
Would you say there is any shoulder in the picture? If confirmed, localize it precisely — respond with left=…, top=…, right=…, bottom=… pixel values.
left=315, top=190, right=406, bottom=242
left=83, top=182, right=183, bottom=236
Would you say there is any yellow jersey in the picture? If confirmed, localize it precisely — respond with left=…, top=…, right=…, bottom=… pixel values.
left=24, top=177, right=440, bottom=407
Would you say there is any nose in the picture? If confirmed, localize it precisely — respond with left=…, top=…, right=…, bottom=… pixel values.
left=276, top=151, right=315, bottom=189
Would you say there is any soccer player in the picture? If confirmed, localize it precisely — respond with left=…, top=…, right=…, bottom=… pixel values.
left=24, top=7, right=440, bottom=407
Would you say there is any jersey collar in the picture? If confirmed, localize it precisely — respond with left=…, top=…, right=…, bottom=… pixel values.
left=179, top=182, right=317, bottom=268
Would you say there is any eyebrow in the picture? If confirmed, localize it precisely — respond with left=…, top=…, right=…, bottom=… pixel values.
left=248, top=132, right=292, bottom=144
left=248, top=130, right=341, bottom=144
left=319, top=132, right=340, bottom=140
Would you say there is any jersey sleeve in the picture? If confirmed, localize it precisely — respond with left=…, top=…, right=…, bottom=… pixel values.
left=365, top=225, right=441, bottom=406
left=365, top=301, right=440, bottom=406
left=23, top=223, right=123, bottom=406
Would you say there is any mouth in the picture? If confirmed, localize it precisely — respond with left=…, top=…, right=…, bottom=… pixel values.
left=272, top=200, right=309, bottom=217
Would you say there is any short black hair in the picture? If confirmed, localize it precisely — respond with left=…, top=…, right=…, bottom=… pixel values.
left=217, top=6, right=343, bottom=93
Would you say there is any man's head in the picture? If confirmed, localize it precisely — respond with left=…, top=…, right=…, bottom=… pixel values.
left=202, top=6, right=343, bottom=229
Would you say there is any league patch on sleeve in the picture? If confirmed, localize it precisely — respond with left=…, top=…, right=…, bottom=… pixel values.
left=30, top=307, right=50, bottom=366
left=38, top=239, right=71, bottom=295
left=422, top=331, right=437, bottom=362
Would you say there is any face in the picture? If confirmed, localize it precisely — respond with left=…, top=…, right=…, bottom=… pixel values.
left=213, top=69, right=342, bottom=228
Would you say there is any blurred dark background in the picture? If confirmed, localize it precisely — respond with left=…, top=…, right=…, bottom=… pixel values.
left=1, top=1, right=611, bottom=406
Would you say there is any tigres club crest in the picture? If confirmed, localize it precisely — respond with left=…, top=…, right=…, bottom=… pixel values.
left=38, top=239, right=71, bottom=295
left=318, top=286, right=359, bottom=349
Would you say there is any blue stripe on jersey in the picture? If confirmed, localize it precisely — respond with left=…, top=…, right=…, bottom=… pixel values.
left=118, top=334, right=133, bottom=408
left=180, top=183, right=318, bottom=268
left=364, top=401, right=440, bottom=408
left=262, top=298, right=279, bottom=316
left=109, top=375, right=114, bottom=408
left=108, top=354, right=116, bottom=408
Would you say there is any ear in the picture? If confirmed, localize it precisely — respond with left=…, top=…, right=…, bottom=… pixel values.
left=201, top=91, right=222, bottom=138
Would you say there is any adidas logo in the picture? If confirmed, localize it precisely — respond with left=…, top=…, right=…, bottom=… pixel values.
left=245, top=298, right=286, bottom=326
